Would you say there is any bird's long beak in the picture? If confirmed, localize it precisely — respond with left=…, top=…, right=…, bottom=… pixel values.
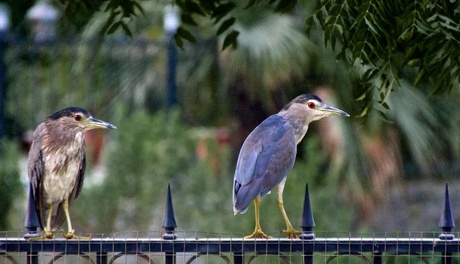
left=320, top=104, right=350, bottom=117
left=87, top=117, right=117, bottom=129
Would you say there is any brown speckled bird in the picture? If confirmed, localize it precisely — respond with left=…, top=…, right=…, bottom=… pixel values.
left=28, top=107, right=116, bottom=239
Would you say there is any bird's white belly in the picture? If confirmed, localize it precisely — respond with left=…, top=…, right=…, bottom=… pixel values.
left=43, top=151, right=81, bottom=204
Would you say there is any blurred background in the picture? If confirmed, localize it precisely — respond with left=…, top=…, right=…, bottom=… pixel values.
left=1, top=0, right=460, bottom=237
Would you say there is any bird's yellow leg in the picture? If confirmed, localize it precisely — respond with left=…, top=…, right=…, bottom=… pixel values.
left=244, top=197, right=271, bottom=239
left=60, top=199, right=90, bottom=240
left=27, top=205, right=54, bottom=240
left=277, top=182, right=301, bottom=239
left=43, top=204, right=55, bottom=239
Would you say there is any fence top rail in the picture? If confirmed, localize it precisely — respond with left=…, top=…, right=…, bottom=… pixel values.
left=2, top=236, right=460, bottom=255
left=0, top=237, right=456, bottom=242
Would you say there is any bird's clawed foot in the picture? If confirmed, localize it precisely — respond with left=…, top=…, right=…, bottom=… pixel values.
left=60, top=229, right=91, bottom=240
left=282, top=227, right=301, bottom=239
left=44, top=229, right=54, bottom=239
left=244, top=228, right=272, bottom=239
left=26, top=229, right=54, bottom=241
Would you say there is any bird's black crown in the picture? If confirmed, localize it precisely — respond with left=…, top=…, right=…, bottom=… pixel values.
left=282, top=94, right=323, bottom=111
left=292, top=94, right=323, bottom=103
left=48, top=107, right=91, bottom=120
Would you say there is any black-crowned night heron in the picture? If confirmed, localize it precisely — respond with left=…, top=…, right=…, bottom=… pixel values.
left=233, top=94, right=349, bottom=238
left=28, top=107, right=116, bottom=239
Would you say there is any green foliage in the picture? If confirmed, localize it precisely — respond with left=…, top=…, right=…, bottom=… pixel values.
left=58, top=0, right=144, bottom=35
left=0, top=139, right=21, bottom=230
left=56, top=0, right=460, bottom=119
left=307, top=0, right=460, bottom=116
left=58, top=0, right=299, bottom=49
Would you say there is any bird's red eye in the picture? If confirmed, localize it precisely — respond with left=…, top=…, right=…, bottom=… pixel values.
left=74, top=115, right=82, bottom=121
left=307, top=102, right=316, bottom=109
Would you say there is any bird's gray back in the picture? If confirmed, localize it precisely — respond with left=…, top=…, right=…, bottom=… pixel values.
left=233, top=114, right=297, bottom=212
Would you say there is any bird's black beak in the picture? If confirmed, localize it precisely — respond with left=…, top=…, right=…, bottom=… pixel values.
left=320, top=105, right=350, bottom=117
left=87, top=117, right=117, bottom=129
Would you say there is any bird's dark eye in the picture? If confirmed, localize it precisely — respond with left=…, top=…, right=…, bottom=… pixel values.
left=307, top=102, right=316, bottom=109
left=74, top=114, right=82, bottom=122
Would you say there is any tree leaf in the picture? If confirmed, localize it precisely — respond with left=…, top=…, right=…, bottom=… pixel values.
left=174, top=33, right=184, bottom=48
left=121, top=22, right=133, bottom=37
left=217, top=17, right=235, bottom=36
left=181, top=13, right=198, bottom=26
left=245, top=0, right=256, bottom=9
left=222, top=30, right=239, bottom=50
left=177, top=27, right=196, bottom=43
left=185, top=1, right=206, bottom=16
left=211, top=2, right=237, bottom=19
left=377, top=109, right=394, bottom=124
left=274, top=0, right=297, bottom=13
left=132, top=1, right=145, bottom=15
left=106, top=21, right=121, bottom=34
left=199, top=0, right=217, bottom=12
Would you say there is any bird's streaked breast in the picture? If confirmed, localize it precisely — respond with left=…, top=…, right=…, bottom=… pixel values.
left=42, top=132, right=84, bottom=204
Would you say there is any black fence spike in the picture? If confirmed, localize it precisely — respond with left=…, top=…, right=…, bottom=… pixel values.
left=162, top=183, right=177, bottom=240
left=439, top=183, right=455, bottom=240
left=299, top=183, right=315, bottom=240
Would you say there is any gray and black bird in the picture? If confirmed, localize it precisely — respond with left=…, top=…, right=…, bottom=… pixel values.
left=28, top=107, right=116, bottom=239
left=233, top=94, right=349, bottom=238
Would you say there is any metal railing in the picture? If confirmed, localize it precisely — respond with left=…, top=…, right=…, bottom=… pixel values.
left=0, top=183, right=458, bottom=264
left=2, top=236, right=460, bottom=264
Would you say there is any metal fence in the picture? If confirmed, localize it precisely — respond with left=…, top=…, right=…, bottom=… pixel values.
left=1, top=183, right=458, bottom=264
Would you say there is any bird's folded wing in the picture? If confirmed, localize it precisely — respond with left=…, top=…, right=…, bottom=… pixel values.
left=233, top=115, right=297, bottom=205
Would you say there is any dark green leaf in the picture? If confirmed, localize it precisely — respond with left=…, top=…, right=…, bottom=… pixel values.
left=356, top=105, right=370, bottom=118
left=121, top=22, right=133, bottom=38
left=328, top=4, right=341, bottom=15
left=213, top=14, right=227, bottom=24
left=181, top=14, right=198, bottom=26
left=100, top=12, right=118, bottom=35
left=245, top=0, right=256, bottom=9
left=177, top=27, right=196, bottom=43
left=199, top=1, right=217, bottom=12
left=212, top=2, right=237, bottom=18
left=175, top=0, right=186, bottom=10
left=222, top=30, right=240, bottom=50
left=132, top=1, right=145, bottom=15
left=381, top=102, right=390, bottom=110
left=106, top=21, right=121, bottom=34
left=363, top=68, right=377, bottom=82
left=185, top=1, right=206, bottom=16
left=364, top=17, right=380, bottom=36
left=305, top=16, right=316, bottom=36
left=274, top=0, right=297, bottom=13
left=119, top=0, right=139, bottom=17
left=355, top=85, right=371, bottom=101
left=377, top=109, right=394, bottom=124
left=217, top=17, right=235, bottom=36
left=174, top=33, right=184, bottom=48
left=105, top=1, right=116, bottom=12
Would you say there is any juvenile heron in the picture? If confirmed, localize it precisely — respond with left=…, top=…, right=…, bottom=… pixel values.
left=233, top=94, right=349, bottom=238
left=28, top=107, right=116, bottom=239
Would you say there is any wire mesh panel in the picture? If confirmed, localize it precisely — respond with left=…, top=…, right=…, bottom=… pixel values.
left=2, top=231, right=460, bottom=264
